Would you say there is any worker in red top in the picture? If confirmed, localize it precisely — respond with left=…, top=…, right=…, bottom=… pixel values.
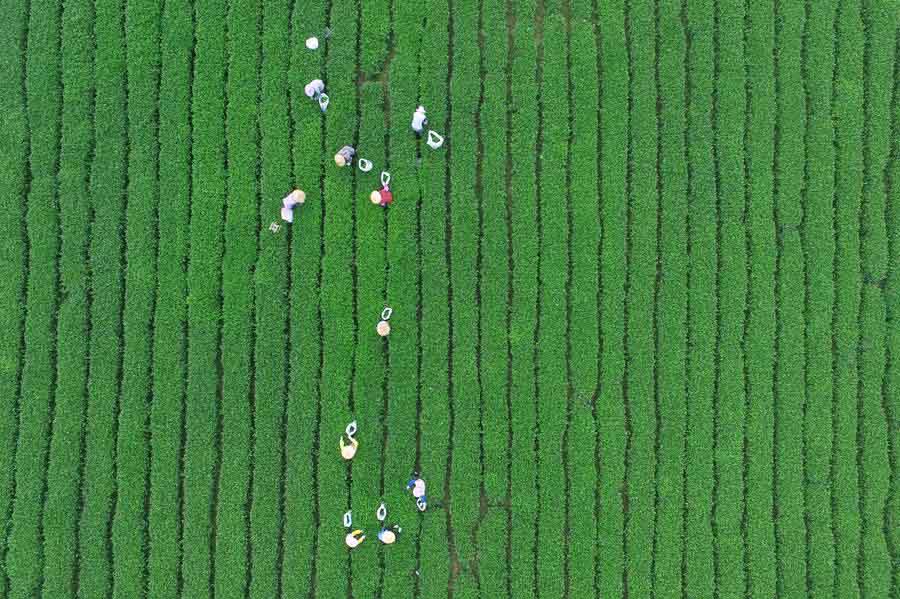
left=370, top=171, right=393, bottom=207
left=369, top=186, right=393, bottom=207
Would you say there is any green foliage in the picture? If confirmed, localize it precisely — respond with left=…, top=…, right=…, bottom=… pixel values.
left=857, top=9, right=894, bottom=593
left=859, top=0, right=891, bottom=281
left=800, top=2, right=836, bottom=597
left=566, top=6, right=599, bottom=597
left=536, top=4, right=568, bottom=599
left=447, top=0, right=482, bottom=585
left=417, top=0, right=452, bottom=589
left=480, top=0, right=511, bottom=506
left=249, top=0, right=292, bottom=596
left=773, top=1, right=808, bottom=596
left=714, top=1, right=748, bottom=597
left=597, top=0, right=628, bottom=595
left=624, top=0, right=657, bottom=595
left=182, top=0, right=227, bottom=594
left=347, top=79, right=386, bottom=599
left=508, top=1, right=539, bottom=597
left=147, top=0, right=193, bottom=595
left=311, top=0, right=356, bottom=595
left=654, top=1, right=689, bottom=595
left=113, top=0, right=162, bottom=596
left=886, top=25, right=900, bottom=598
left=1, top=2, right=898, bottom=598
left=0, top=0, right=29, bottom=594
left=744, top=2, right=777, bottom=597
left=775, top=231, right=808, bottom=597
left=212, top=0, right=260, bottom=596
left=359, top=0, right=389, bottom=77
left=683, top=0, right=716, bottom=595
left=382, top=0, right=423, bottom=591
left=832, top=1, right=863, bottom=596
left=6, top=1, right=62, bottom=596
left=39, top=0, right=92, bottom=595
left=858, top=285, right=890, bottom=598
left=78, top=0, right=128, bottom=596
left=281, top=0, right=325, bottom=597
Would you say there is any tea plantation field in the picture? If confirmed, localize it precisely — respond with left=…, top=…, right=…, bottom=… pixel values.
left=0, top=0, right=897, bottom=597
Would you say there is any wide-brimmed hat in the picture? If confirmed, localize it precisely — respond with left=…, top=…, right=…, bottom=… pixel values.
left=377, top=320, right=391, bottom=336
left=380, top=530, right=396, bottom=544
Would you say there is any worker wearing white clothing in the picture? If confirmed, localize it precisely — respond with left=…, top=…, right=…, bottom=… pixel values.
left=334, top=145, right=356, bottom=167
left=340, top=435, right=358, bottom=460
left=305, top=79, right=325, bottom=99
left=406, top=472, right=427, bottom=510
left=345, top=529, right=365, bottom=548
left=378, top=525, right=401, bottom=545
left=376, top=320, right=391, bottom=337
left=280, top=189, right=305, bottom=223
left=411, top=106, right=428, bottom=136
left=407, top=475, right=425, bottom=498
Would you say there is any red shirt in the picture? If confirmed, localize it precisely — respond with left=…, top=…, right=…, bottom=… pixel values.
left=379, top=188, right=393, bottom=206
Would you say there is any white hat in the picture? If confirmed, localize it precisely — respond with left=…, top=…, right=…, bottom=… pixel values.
left=341, top=441, right=357, bottom=460
left=412, top=479, right=425, bottom=498
left=379, top=529, right=396, bottom=544
left=306, top=37, right=319, bottom=50
left=305, top=80, right=324, bottom=98
left=283, top=189, right=305, bottom=207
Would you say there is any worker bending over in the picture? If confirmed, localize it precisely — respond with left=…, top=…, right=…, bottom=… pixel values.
left=340, top=435, right=358, bottom=460
left=345, top=529, right=365, bottom=548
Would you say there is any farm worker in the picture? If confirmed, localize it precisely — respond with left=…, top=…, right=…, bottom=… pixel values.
left=280, top=189, right=305, bottom=223
left=411, top=106, right=428, bottom=136
left=406, top=473, right=427, bottom=510
left=376, top=320, right=391, bottom=337
left=378, top=525, right=402, bottom=545
left=370, top=171, right=393, bottom=207
left=305, top=79, right=325, bottom=99
left=369, top=186, right=393, bottom=207
left=345, top=529, right=366, bottom=548
left=406, top=474, right=425, bottom=498
left=334, top=145, right=356, bottom=167
left=340, top=435, right=358, bottom=460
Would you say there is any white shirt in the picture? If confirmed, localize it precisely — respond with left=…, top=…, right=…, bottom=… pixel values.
left=305, top=79, right=324, bottom=98
left=282, top=189, right=305, bottom=208
left=280, top=190, right=305, bottom=222
left=412, top=479, right=426, bottom=498
left=411, top=107, right=427, bottom=132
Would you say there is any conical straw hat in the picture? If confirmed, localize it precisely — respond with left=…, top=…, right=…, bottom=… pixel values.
left=377, top=320, right=391, bottom=336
